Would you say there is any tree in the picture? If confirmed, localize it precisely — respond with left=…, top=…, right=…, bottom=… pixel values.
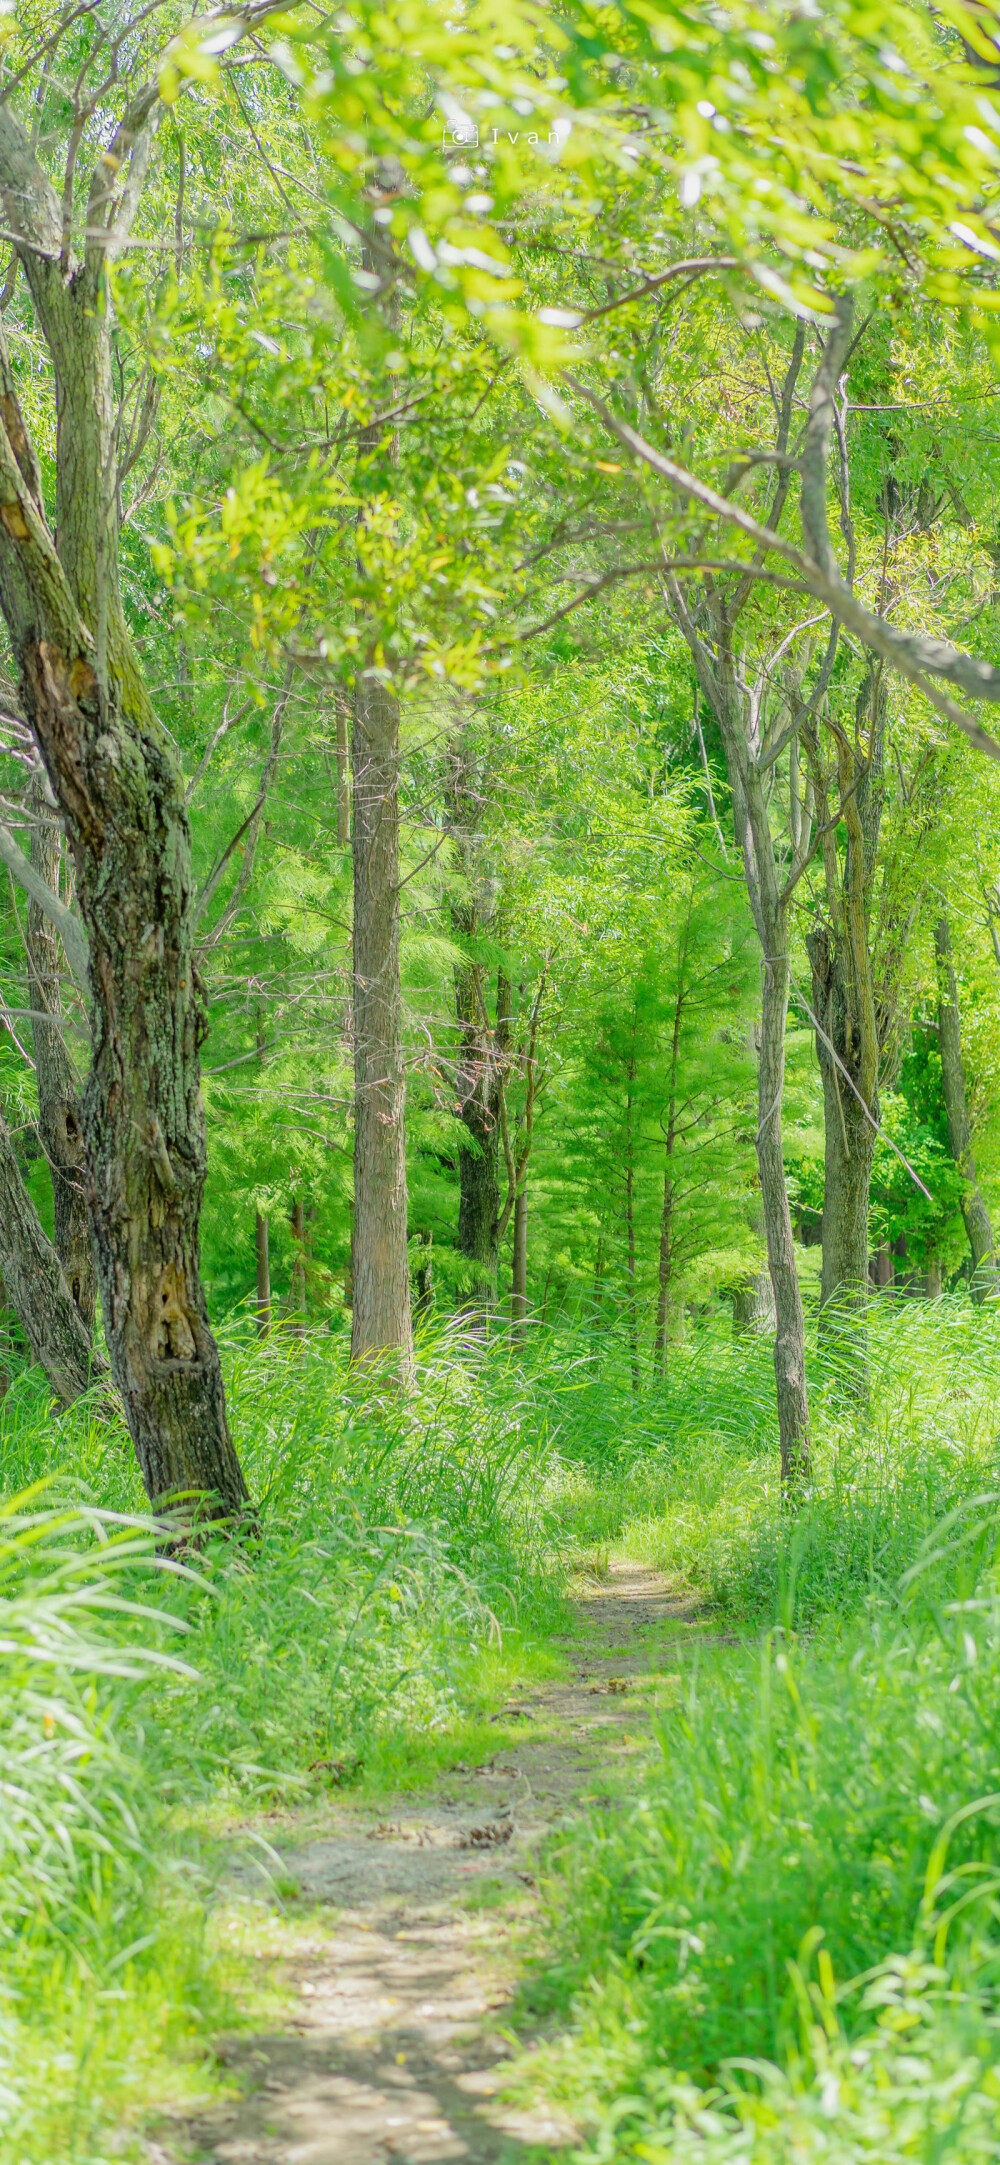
left=0, top=45, right=247, bottom=1509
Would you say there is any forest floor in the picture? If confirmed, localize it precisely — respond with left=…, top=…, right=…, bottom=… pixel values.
left=158, top=1562, right=714, bottom=2165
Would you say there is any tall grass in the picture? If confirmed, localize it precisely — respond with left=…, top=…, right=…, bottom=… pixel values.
left=8, top=1295, right=1000, bottom=2161
left=509, top=1296, right=1000, bottom=2162
left=0, top=1321, right=568, bottom=2158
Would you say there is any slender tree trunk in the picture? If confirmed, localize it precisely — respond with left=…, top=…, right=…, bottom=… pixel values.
left=26, top=769, right=96, bottom=1328
left=335, top=692, right=351, bottom=848
left=756, top=936, right=810, bottom=1479
left=455, top=960, right=501, bottom=1311
left=289, top=1194, right=307, bottom=1317
left=625, top=1059, right=640, bottom=1394
left=351, top=666, right=413, bottom=1369
left=664, top=582, right=809, bottom=1482
left=413, top=1231, right=433, bottom=1317
left=0, top=111, right=247, bottom=1514
left=654, top=950, right=687, bottom=1374
left=0, top=1103, right=101, bottom=1404
left=732, top=1270, right=776, bottom=1334
left=935, top=915, right=998, bottom=1297
left=255, top=1214, right=271, bottom=1338
left=511, top=1179, right=528, bottom=1332
left=807, top=927, right=877, bottom=1311
left=654, top=1160, right=673, bottom=1371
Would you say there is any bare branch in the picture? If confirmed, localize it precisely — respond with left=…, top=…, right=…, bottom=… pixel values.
left=0, top=822, right=89, bottom=993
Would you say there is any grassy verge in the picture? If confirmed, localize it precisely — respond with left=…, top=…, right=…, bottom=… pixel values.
left=506, top=1297, right=1000, bottom=2162
left=0, top=1321, right=570, bottom=2162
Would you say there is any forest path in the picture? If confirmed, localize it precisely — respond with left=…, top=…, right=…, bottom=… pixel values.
left=164, top=1563, right=712, bottom=2165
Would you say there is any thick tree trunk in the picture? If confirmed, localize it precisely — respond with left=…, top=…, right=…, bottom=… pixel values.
left=935, top=915, right=998, bottom=1297
left=255, top=1213, right=271, bottom=1338
left=0, top=1104, right=101, bottom=1404
left=0, top=106, right=248, bottom=1514
left=351, top=666, right=412, bottom=1369
left=26, top=772, right=96, bottom=1328
left=807, top=927, right=877, bottom=1311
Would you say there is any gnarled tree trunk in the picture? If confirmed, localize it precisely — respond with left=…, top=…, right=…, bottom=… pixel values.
left=0, top=102, right=247, bottom=1512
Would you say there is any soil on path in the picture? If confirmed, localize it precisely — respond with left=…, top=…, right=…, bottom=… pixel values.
left=163, top=1564, right=705, bottom=2165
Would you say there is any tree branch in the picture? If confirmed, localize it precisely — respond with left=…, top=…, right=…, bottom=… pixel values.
left=0, top=821, right=89, bottom=993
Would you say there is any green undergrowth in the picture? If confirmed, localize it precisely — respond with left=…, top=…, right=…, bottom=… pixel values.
left=541, top=1296, right=1000, bottom=1626
left=508, top=1297, right=1000, bottom=2163
left=9, top=1297, right=1000, bottom=2161
left=0, top=1320, right=569, bottom=2161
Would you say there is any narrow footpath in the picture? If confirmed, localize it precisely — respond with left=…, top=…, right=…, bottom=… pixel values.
left=164, top=1564, right=708, bottom=2165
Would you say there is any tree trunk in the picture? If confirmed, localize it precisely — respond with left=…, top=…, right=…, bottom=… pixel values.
left=26, top=771, right=96, bottom=1329
left=0, top=1103, right=101, bottom=1405
left=455, top=956, right=501, bottom=1309
left=255, top=1213, right=271, bottom=1338
left=0, top=105, right=248, bottom=1515
left=756, top=936, right=811, bottom=1479
left=289, top=1194, right=307, bottom=1318
left=350, top=665, right=413, bottom=1369
left=653, top=1161, right=673, bottom=1371
left=731, top=1269, right=776, bottom=1335
left=335, top=692, right=351, bottom=848
left=663, top=580, right=809, bottom=1482
left=625, top=1059, right=640, bottom=1394
left=413, top=1231, right=433, bottom=1317
left=511, top=1179, right=528, bottom=1332
left=935, top=915, right=998, bottom=1297
left=807, top=926, right=878, bottom=1311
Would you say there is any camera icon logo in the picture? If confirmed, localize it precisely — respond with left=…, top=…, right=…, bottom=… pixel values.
left=442, top=121, right=479, bottom=149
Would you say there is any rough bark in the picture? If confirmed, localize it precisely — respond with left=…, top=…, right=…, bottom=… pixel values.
left=0, top=102, right=248, bottom=1513
left=935, top=915, right=999, bottom=1297
left=0, top=1103, right=101, bottom=1404
left=26, top=770, right=96, bottom=1328
left=351, top=665, right=412, bottom=1369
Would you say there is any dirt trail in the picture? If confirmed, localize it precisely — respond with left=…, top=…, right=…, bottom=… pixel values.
left=165, top=1564, right=703, bottom=2165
